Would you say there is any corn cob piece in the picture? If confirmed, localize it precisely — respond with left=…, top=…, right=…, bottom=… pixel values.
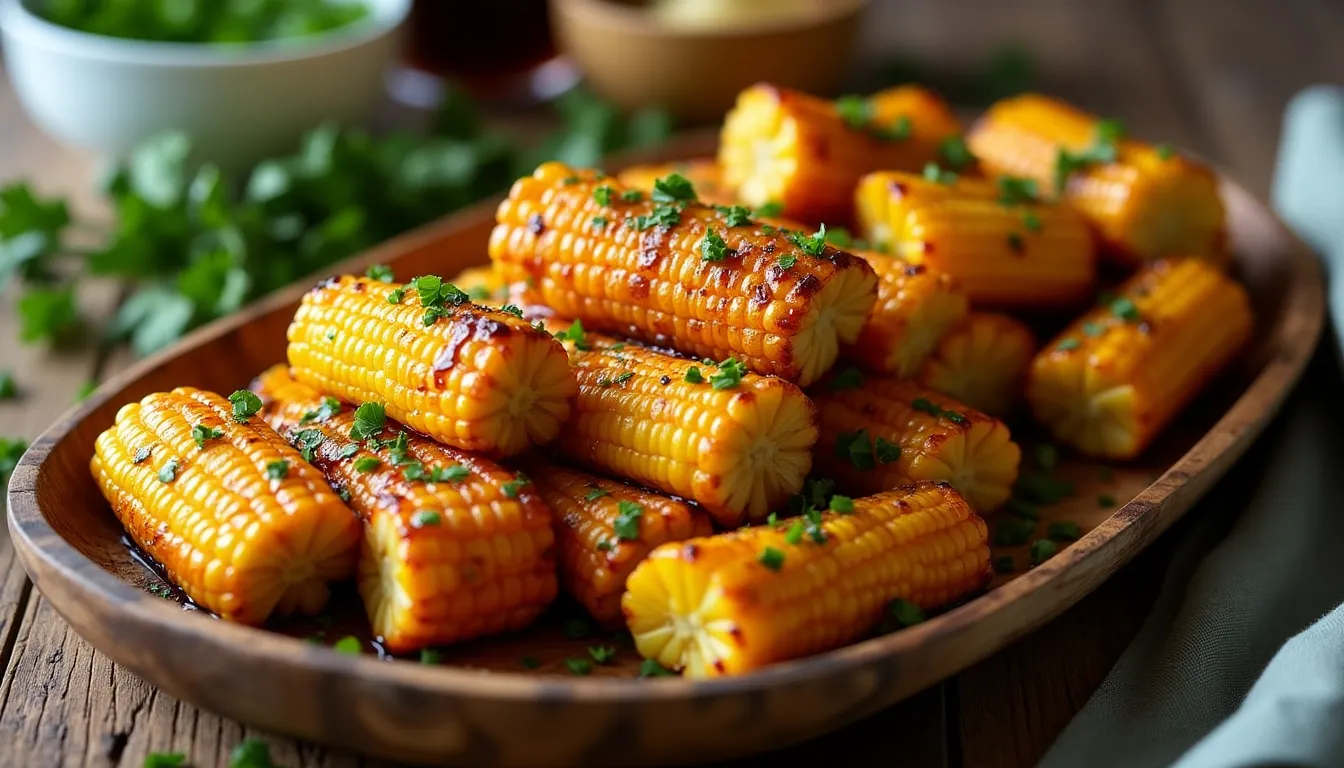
left=843, top=258, right=969, bottom=378
left=90, top=387, right=360, bottom=625
left=544, top=322, right=818, bottom=526
left=809, top=375, right=1020, bottom=512
left=446, top=264, right=511, bottom=305
left=718, top=83, right=965, bottom=225
left=286, top=274, right=576, bottom=458
left=251, top=365, right=557, bottom=652
left=526, top=460, right=714, bottom=628
left=1026, top=259, right=1252, bottom=459
left=967, top=94, right=1226, bottom=266
left=489, top=162, right=878, bottom=387
left=623, top=481, right=991, bottom=678
left=617, top=159, right=737, bottom=207
left=918, top=313, right=1037, bottom=417
left=855, top=170, right=1098, bottom=309
left=855, top=170, right=998, bottom=249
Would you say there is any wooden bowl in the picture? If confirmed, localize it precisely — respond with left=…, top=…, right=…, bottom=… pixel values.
left=5, top=133, right=1324, bottom=767
left=549, top=0, right=867, bottom=123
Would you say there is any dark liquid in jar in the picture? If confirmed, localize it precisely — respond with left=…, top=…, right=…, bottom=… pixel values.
left=403, top=0, right=556, bottom=85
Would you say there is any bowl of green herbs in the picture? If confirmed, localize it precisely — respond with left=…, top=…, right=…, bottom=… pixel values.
left=0, top=0, right=410, bottom=168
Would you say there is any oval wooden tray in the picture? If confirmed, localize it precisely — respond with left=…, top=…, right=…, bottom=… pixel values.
left=6, top=134, right=1324, bottom=767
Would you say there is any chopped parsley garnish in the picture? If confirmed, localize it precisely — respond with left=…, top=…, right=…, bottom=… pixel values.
left=588, top=645, right=616, bottom=664
left=562, top=175, right=581, bottom=185
left=835, top=429, right=876, bottom=471
left=758, top=546, right=785, bottom=571
left=784, top=521, right=804, bottom=545
left=620, top=189, right=644, bottom=202
left=875, top=436, right=902, bottom=464
left=158, top=458, right=179, bottom=483
left=803, top=507, right=827, bottom=544
left=411, top=510, right=442, bottom=528
left=754, top=201, right=784, bottom=218
left=777, top=254, right=797, bottom=270
left=708, top=358, right=747, bottom=390
left=436, top=464, right=470, bottom=483
left=500, top=304, right=524, bottom=317
left=420, top=648, right=442, bottom=665
left=993, top=555, right=1015, bottom=574
left=828, top=366, right=864, bottom=391
left=836, top=95, right=873, bottom=128
left=1056, top=338, right=1081, bottom=351
left=715, top=204, right=754, bottom=227
left=133, top=446, right=152, bottom=464
left=824, top=227, right=854, bottom=248
left=1082, top=321, right=1105, bottom=337
left=565, top=657, right=593, bottom=676
left=684, top=366, right=704, bottom=384
left=639, top=658, right=675, bottom=677
left=353, top=456, right=380, bottom=473
left=293, top=429, right=324, bottom=462
left=584, top=486, right=610, bottom=501
left=1156, top=143, right=1175, bottom=160
left=265, top=460, right=289, bottom=481
left=386, top=286, right=406, bottom=304
left=502, top=474, right=529, bottom=498
left=596, top=539, right=614, bottom=552
left=787, top=225, right=828, bottom=257
left=1023, top=211, right=1042, bottom=232
left=554, top=319, right=589, bottom=350
left=887, top=598, right=926, bottom=628
left=874, top=115, right=913, bottom=141
left=993, top=516, right=1036, bottom=546
left=300, top=396, right=342, bottom=425
left=349, top=402, right=386, bottom=440
left=701, top=229, right=732, bottom=262
left=1110, top=296, right=1142, bottom=323
left=996, top=176, right=1039, bottom=206
left=228, top=390, right=262, bottom=422
left=939, top=135, right=975, bottom=170
left=520, top=655, right=542, bottom=669
left=1030, top=538, right=1058, bottom=565
left=652, top=173, right=697, bottom=203
left=564, top=618, right=592, bottom=639
left=911, top=397, right=967, bottom=425
left=0, top=372, right=17, bottom=399
left=766, top=512, right=779, bottom=526
left=1053, top=119, right=1124, bottom=194
left=333, top=635, right=362, bottom=655
left=829, top=495, right=854, bottom=514
left=365, top=264, right=394, bottom=282
left=414, top=274, right=468, bottom=326
left=1008, top=233, right=1025, bottom=253
left=591, top=215, right=608, bottom=230
left=336, top=442, right=359, bottom=460
left=923, top=162, right=958, bottom=185
left=1049, top=521, right=1082, bottom=540
left=229, top=737, right=276, bottom=768
left=593, top=185, right=614, bottom=206
left=613, top=500, right=643, bottom=540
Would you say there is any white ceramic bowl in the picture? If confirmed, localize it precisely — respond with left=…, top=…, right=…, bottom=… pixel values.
left=0, top=0, right=411, bottom=169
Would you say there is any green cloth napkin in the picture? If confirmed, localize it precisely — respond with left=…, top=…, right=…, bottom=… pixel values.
left=1039, top=86, right=1344, bottom=768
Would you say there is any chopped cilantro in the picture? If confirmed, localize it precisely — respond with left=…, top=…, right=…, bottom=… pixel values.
left=333, top=636, right=362, bottom=655
left=996, top=176, right=1039, bottom=206
left=500, top=304, right=524, bottom=317
left=265, top=460, right=288, bottom=481
left=1110, top=296, right=1142, bottom=323
left=365, top=264, right=394, bottom=282
left=0, top=373, right=16, bottom=399
left=588, top=645, right=616, bottom=664
left=593, top=185, right=614, bottom=206
left=777, top=254, right=797, bottom=270
left=708, top=357, right=747, bottom=390
left=591, top=215, right=608, bottom=230
left=227, top=390, right=262, bottom=422
left=923, top=162, right=958, bottom=184
left=754, top=201, right=784, bottom=218
left=554, top=319, right=589, bottom=350
left=502, top=474, right=530, bottom=498
left=835, top=429, right=875, bottom=471
left=613, top=500, right=643, bottom=540
left=191, top=424, right=224, bottom=449
left=639, top=658, right=675, bottom=677
left=349, top=402, right=386, bottom=440
left=887, top=598, right=926, bottom=627
left=652, top=173, right=697, bottom=203
left=1156, top=143, right=1175, bottom=160
left=293, top=429, right=324, bottom=462
left=787, top=225, right=828, bottom=257
left=565, top=657, right=593, bottom=676
left=420, top=648, right=442, bottom=665
left=714, top=204, right=754, bottom=227
left=1056, top=338, right=1081, bottom=351
left=620, top=189, right=644, bottom=202
left=300, top=396, right=342, bottom=425
left=785, top=521, right=804, bottom=545
left=993, top=516, right=1035, bottom=546
left=829, top=495, right=854, bottom=514
left=411, top=510, right=442, bottom=528
left=939, top=135, right=975, bottom=169
left=353, top=456, right=380, bottom=473
left=875, top=436, right=902, bottom=464
left=701, top=229, right=732, bottom=262
left=1030, top=538, right=1058, bottom=565
left=387, top=286, right=406, bottom=304
left=758, top=546, right=785, bottom=571
left=584, top=486, right=610, bottom=501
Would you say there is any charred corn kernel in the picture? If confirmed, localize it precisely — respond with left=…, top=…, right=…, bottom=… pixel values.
left=617, top=159, right=737, bottom=207
left=843, top=258, right=969, bottom=378
left=623, top=481, right=990, bottom=678
left=544, top=324, right=818, bottom=526
left=489, top=162, right=878, bottom=387
left=251, top=365, right=557, bottom=652
left=1027, top=259, right=1252, bottom=459
left=810, top=376, right=1020, bottom=512
left=286, top=274, right=576, bottom=458
left=719, top=83, right=964, bottom=225
left=918, top=313, right=1037, bottom=417
left=446, top=264, right=511, bottom=305
left=857, top=171, right=1097, bottom=309
left=855, top=170, right=997, bottom=250
left=967, top=94, right=1226, bottom=266
left=526, top=460, right=714, bottom=628
left=90, top=387, right=360, bottom=625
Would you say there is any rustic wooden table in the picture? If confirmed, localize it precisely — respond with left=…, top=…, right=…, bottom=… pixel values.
left=1, top=1, right=1341, bottom=765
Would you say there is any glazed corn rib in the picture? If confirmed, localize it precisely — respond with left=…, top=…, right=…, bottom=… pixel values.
left=856, top=170, right=998, bottom=249
left=545, top=322, right=818, bottom=525
left=286, top=274, right=577, bottom=458
left=489, top=162, right=878, bottom=387
left=843, top=258, right=969, bottom=378
left=810, top=374, right=1020, bottom=512
left=855, top=170, right=1097, bottom=309
left=252, top=365, right=557, bottom=652
left=90, top=387, right=361, bottom=625
left=617, top=159, right=737, bottom=207
left=1027, top=259, right=1252, bottom=459
left=918, top=313, right=1037, bottom=417
left=967, top=94, right=1226, bottom=266
left=622, top=482, right=991, bottom=678
left=719, top=83, right=965, bottom=225
left=527, top=460, right=715, bottom=628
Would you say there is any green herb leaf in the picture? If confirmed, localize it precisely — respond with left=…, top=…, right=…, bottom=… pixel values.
left=333, top=636, right=362, bottom=655
left=701, top=229, right=732, bottom=262
left=365, top=264, right=394, bottom=282
left=923, top=162, right=958, bottom=185
left=293, top=429, right=324, bottom=462
left=758, top=546, right=785, bottom=571
left=411, top=510, right=442, bottom=528
left=158, top=458, right=180, bottom=483
left=228, top=737, right=275, bottom=768
left=1082, top=321, right=1105, bottom=337
left=228, top=390, right=262, bottom=422
left=639, top=658, right=675, bottom=677
left=593, top=185, right=614, bottom=206
left=1056, top=337, right=1081, bottom=351
left=588, top=645, right=616, bottom=664
left=708, top=357, right=747, bottom=390
left=565, top=657, right=593, bottom=676
left=835, top=429, right=875, bottom=471
left=265, top=460, right=288, bottom=481
left=564, top=618, right=592, bottom=639
left=828, top=366, right=863, bottom=390
left=824, top=227, right=854, bottom=248
left=993, top=516, right=1035, bottom=546
left=613, top=500, right=643, bottom=540
left=0, top=372, right=16, bottom=399
left=996, top=176, right=1039, bottom=206
left=420, top=648, right=442, bottom=665
left=875, top=436, right=901, bottom=464
left=353, top=456, right=380, bottom=473
left=1030, top=538, right=1058, bottom=565
left=714, top=204, right=754, bottom=227
left=829, top=495, right=854, bottom=514
left=887, top=598, right=926, bottom=628
left=620, top=189, right=644, bottom=203
left=584, top=486, right=610, bottom=501
left=754, top=201, right=784, bottom=218
left=652, top=174, right=697, bottom=203
left=1110, top=296, right=1142, bottom=323
left=787, top=225, right=828, bottom=257
left=776, top=254, right=797, bottom=270
left=835, top=95, right=874, bottom=129
left=0, top=437, right=26, bottom=487
left=939, top=136, right=975, bottom=170
left=191, top=424, right=224, bottom=448
left=300, top=396, right=342, bottom=425
left=554, top=319, right=589, bottom=350
left=144, top=751, right=186, bottom=768
left=784, top=521, right=804, bottom=545
left=1156, top=143, right=1175, bottom=160
left=349, top=402, right=386, bottom=441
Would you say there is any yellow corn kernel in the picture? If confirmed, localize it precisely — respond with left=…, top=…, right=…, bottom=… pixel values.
left=90, top=387, right=360, bottom=625
left=544, top=322, right=818, bottom=526
left=623, top=481, right=991, bottom=678
left=843, top=257, right=969, bottom=378
left=526, top=460, right=714, bottom=628
left=855, top=170, right=997, bottom=249
left=967, top=94, right=1226, bottom=266
left=918, top=312, right=1038, bottom=417
left=810, top=375, right=1020, bottom=512
left=617, top=159, right=737, bottom=207
left=1027, top=259, right=1252, bottom=459
left=286, top=274, right=577, bottom=458
left=719, top=83, right=964, bottom=225
left=252, top=365, right=557, bottom=652
left=489, top=162, right=878, bottom=387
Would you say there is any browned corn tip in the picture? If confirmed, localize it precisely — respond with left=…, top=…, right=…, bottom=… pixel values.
left=1026, top=258, right=1252, bottom=459
left=622, top=481, right=990, bottom=678
left=286, top=274, right=577, bottom=458
left=251, top=364, right=558, bottom=652
left=843, top=255, right=970, bottom=377
left=542, top=323, right=818, bottom=526
left=809, top=374, right=1021, bottom=513
left=526, top=460, right=714, bottom=628
left=918, top=312, right=1038, bottom=417
left=90, top=386, right=361, bottom=625
left=488, top=161, right=879, bottom=387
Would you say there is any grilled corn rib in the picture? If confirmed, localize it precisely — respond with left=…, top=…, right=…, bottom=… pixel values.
left=286, top=274, right=576, bottom=458
left=252, top=365, right=557, bottom=652
left=810, top=375, right=1020, bottom=512
left=526, top=460, right=714, bottom=628
left=918, top=313, right=1037, bottom=417
left=622, top=482, right=990, bottom=678
left=545, top=322, right=818, bottom=526
left=856, top=170, right=997, bottom=249
left=719, top=83, right=964, bottom=225
left=843, top=258, right=969, bottom=378
left=1026, top=259, right=1252, bottom=459
left=855, top=170, right=1097, bottom=309
left=967, top=94, right=1226, bottom=266
left=90, top=387, right=360, bottom=625
left=617, top=159, right=737, bottom=207
left=489, top=162, right=878, bottom=387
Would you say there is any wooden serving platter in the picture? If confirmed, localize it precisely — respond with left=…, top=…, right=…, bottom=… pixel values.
left=6, top=133, right=1324, bottom=767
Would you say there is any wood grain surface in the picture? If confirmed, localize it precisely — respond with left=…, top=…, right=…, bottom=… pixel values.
left=0, top=0, right=1340, bottom=765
